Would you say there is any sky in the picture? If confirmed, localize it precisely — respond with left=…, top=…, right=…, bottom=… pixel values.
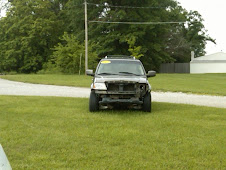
left=177, top=0, right=226, bottom=55
left=1, top=0, right=225, bottom=55
left=0, top=0, right=7, bottom=17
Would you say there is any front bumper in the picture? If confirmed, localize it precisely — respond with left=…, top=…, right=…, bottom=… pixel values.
left=99, top=97, right=143, bottom=104
left=93, top=82, right=150, bottom=105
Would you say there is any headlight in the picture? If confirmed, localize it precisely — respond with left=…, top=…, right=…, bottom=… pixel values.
left=92, top=83, right=107, bottom=90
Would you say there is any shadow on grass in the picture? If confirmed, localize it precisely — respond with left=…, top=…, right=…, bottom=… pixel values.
left=93, top=102, right=172, bottom=115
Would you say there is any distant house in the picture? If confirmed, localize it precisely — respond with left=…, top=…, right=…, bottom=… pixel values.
left=190, top=52, right=226, bottom=73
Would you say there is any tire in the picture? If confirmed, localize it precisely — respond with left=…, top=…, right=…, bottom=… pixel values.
left=143, top=92, right=151, bottom=112
left=89, top=91, right=99, bottom=112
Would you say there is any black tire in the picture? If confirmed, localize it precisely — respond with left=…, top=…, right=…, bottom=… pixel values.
left=89, top=91, right=99, bottom=112
left=143, top=92, right=152, bottom=112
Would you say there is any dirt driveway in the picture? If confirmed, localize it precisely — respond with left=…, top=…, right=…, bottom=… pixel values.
left=0, top=78, right=225, bottom=108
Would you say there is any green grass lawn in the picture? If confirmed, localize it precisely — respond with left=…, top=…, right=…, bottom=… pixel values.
left=151, top=73, right=226, bottom=96
left=0, top=96, right=225, bottom=169
left=0, top=74, right=92, bottom=87
left=1, top=73, right=226, bottom=96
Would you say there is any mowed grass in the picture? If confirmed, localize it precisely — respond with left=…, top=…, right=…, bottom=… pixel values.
left=0, top=74, right=92, bottom=87
left=1, top=73, right=226, bottom=96
left=0, top=96, right=225, bottom=169
left=151, top=73, right=226, bottom=96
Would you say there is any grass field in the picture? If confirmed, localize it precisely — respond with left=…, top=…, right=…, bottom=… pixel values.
left=0, top=96, right=225, bottom=169
left=1, top=74, right=91, bottom=88
left=151, top=73, right=226, bottom=96
left=1, top=73, right=226, bottom=96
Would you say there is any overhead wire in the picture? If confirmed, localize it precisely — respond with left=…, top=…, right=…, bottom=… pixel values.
left=89, top=21, right=186, bottom=25
left=86, top=2, right=186, bottom=25
left=86, top=2, right=167, bottom=9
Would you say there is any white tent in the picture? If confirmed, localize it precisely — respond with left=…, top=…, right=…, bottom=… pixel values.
left=190, top=52, right=226, bottom=73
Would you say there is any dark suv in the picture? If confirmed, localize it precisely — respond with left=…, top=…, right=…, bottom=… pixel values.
left=86, top=56, right=156, bottom=112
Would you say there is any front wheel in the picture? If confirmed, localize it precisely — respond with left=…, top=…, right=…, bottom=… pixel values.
left=143, top=92, right=151, bottom=112
left=89, top=91, right=99, bottom=112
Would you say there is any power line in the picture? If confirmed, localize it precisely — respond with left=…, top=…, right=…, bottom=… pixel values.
left=87, top=2, right=167, bottom=9
left=89, top=20, right=186, bottom=25
left=84, top=1, right=183, bottom=71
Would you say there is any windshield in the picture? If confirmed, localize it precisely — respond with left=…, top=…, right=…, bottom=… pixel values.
left=96, top=60, right=145, bottom=76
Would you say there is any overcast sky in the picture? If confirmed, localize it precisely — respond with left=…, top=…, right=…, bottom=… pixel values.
left=1, top=0, right=225, bottom=55
left=177, top=0, right=226, bottom=55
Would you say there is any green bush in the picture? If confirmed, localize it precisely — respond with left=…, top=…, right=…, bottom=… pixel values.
left=48, top=33, right=98, bottom=74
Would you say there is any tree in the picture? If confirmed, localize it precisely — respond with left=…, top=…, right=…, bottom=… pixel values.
left=0, top=0, right=215, bottom=73
left=0, top=0, right=64, bottom=73
left=63, top=0, right=215, bottom=71
left=165, top=10, right=216, bottom=63
left=127, top=36, right=144, bottom=59
left=185, top=11, right=215, bottom=57
left=49, top=32, right=98, bottom=74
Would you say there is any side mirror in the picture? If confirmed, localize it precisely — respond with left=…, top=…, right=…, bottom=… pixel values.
left=86, top=69, right=94, bottom=76
left=147, top=71, right=156, bottom=78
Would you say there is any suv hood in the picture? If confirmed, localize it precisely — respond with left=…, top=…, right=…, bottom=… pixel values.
left=94, top=75, right=148, bottom=84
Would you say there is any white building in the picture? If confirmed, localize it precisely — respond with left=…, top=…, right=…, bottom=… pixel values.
left=190, top=52, right=226, bottom=73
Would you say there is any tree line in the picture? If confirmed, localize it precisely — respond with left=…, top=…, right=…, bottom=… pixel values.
left=0, top=0, right=215, bottom=74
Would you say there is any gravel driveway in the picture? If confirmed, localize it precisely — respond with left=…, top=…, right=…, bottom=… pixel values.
left=0, top=78, right=225, bottom=108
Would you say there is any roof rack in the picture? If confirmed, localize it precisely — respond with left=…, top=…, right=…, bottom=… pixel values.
left=105, top=55, right=135, bottom=59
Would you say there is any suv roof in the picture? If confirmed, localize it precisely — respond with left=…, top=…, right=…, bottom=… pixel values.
left=104, top=55, right=136, bottom=60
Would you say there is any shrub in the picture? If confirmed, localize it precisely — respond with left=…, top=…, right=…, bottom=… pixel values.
left=49, top=32, right=98, bottom=74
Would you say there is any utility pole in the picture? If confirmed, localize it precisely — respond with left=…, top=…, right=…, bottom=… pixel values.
left=84, top=0, right=88, bottom=73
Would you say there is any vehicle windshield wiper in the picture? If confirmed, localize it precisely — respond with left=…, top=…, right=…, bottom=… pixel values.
left=98, top=72, right=118, bottom=75
left=118, top=72, right=142, bottom=76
